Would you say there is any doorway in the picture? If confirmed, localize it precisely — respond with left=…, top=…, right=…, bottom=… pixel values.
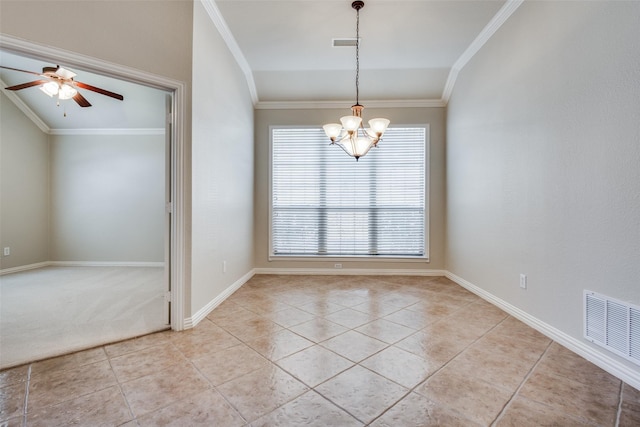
left=0, top=40, right=185, bottom=368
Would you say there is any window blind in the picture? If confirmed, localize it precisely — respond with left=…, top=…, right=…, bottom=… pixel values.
left=271, top=126, right=426, bottom=257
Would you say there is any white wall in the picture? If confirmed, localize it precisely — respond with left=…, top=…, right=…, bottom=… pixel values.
left=190, top=1, right=255, bottom=317
left=0, top=93, right=49, bottom=269
left=446, top=1, right=640, bottom=372
left=49, top=134, right=165, bottom=262
left=254, top=107, right=447, bottom=271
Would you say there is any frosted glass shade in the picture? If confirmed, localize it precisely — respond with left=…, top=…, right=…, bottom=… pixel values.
left=340, top=115, right=362, bottom=132
left=58, top=84, right=77, bottom=100
left=40, top=81, right=59, bottom=97
left=368, top=118, right=390, bottom=135
left=323, top=123, right=343, bottom=140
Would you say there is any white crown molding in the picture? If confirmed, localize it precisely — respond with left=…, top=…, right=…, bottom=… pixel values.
left=49, top=128, right=165, bottom=136
left=201, top=0, right=259, bottom=105
left=255, top=99, right=446, bottom=110
left=442, top=0, right=524, bottom=103
left=445, top=271, right=640, bottom=391
left=0, top=78, right=51, bottom=133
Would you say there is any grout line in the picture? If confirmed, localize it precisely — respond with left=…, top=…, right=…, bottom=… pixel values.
left=21, top=364, right=31, bottom=427
left=490, top=339, right=554, bottom=426
left=615, top=380, right=624, bottom=427
left=106, top=349, right=137, bottom=424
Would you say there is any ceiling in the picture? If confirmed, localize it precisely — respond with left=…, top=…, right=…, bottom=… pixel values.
left=0, top=0, right=509, bottom=131
left=215, top=0, right=507, bottom=104
left=0, top=50, right=167, bottom=132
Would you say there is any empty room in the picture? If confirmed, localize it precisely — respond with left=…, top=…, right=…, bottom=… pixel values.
left=0, top=0, right=638, bottom=426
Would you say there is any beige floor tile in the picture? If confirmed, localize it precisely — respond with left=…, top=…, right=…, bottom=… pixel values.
left=222, top=317, right=284, bottom=342
left=244, top=329, right=314, bottom=361
left=321, top=330, right=387, bottom=362
left=496, top=396, right=594, bottom=427
left=27, top=385, right=133, bottom=427
left=206, top=303, right=258, bottom=326
left=0, top=417, right=22, bottom=427
left=265, top=307, right=316, bottom=328
left=0, top=382, right=26, bottom=422
left=137, top=389, right=246, bottom=427
left=538, top=342, right=621, bottom=388
left=298, top=301, right=345, bottom=316
left=370, top=392, right=481, bottom=427
left=110, top=342, right=186, bottom=382
left=518, top=369, right=620, bottom=425
left=383, top=308, right=434, bottom=330
left=30, top=347, right=107, bottom=377
left=251, top=390, right=363, bottom=427
left=360, top=346, right=434, bottom=388
left=0, top=365, right=28, bottom=388
left=446, top=342, right=537, bottom=392
left=104, top=331, right=171, bottom=358
left=471, top=331, right=549, bottom=364
left=395, top=327, right=474, bottom=366
left=27, top=360, right=117, bottom=410
left=192, top=343, right=270, bottom=386
left=217, top=364, right=309, bottom=422
left=315, top=365, right=408, bottom=424
left=276, top=345, right=354, bottom=387
left=355, top=318, right=415, bottom=344
left=288, top=318, right=348, bottom=343
left=415, top=366, right=513, bottom=425
left=238, top=300, right=292, bottom=316
left=170, top=324, right=241, bottom=360
left=620, top=383, right=640, bottom=426
left=376, top=292, right=422, bottom=309
left=321, top=291, right=369, bottom=308
left=322, top=308, right=375, bottom=329
left=120, top=361, right=210, bottom=417
left=351, top=301, right=402, bottom=318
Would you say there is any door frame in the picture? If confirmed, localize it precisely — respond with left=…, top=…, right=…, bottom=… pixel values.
left=0, top=34, right=187, bottom=330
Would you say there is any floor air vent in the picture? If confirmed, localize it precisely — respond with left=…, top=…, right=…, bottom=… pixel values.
left=585, top=290, right=640, bottom=366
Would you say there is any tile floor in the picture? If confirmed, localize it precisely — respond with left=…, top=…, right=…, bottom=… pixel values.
left=1, top=274, right=639, bottom=426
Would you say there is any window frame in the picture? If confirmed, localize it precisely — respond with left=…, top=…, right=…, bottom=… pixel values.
left=268, top=124, right=430, bottom=263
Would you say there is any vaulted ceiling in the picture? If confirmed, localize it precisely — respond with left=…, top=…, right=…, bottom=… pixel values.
left=0, top=0, right=514, bottom=131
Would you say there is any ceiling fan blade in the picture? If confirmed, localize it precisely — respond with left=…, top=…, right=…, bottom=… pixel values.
left=0, top=65, right=43, bottom=77
left=5, top=80, right=49, bottom=91
left=73, top=92, right=92, bottom=107
left=75, top=81, right=123, bottom=101
left=55, top=66, right=76, bottom=79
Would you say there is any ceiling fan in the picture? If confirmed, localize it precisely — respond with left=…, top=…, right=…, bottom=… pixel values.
left=0, top=64, right=124, bottom=107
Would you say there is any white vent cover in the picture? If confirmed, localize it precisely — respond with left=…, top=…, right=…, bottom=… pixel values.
left=585, top=290, right=640, bottom=366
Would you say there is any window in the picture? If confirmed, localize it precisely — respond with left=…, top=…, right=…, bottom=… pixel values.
left=270, top=126, right=427, bottom=259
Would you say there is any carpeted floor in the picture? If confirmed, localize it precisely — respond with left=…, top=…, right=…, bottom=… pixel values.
left=0, top=266, right=168, bottom=369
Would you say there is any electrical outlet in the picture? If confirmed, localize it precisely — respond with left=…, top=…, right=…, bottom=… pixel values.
left=223, top=261, right=227, bottom=273
left=334, top=263, right=342, bottom=269
left=519, top=274, right=527, bottom=289
left=3, top=247, right=9, bottom=256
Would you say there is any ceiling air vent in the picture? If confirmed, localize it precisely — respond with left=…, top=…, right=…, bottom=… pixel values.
left=585, top=290, right=640, bottom=366
left=332, top=38, right=359, bottom=47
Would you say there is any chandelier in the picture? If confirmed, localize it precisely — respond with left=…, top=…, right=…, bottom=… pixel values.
left=323, top=1, right=390, bottom=161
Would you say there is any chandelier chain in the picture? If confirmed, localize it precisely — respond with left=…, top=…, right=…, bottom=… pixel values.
left=355, top=6, right=360, bottom=105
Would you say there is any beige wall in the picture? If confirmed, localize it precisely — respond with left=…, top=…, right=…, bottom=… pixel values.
left=49, top=134, right=165, bottom=262
left=254, top=107, right=446, bottom=271
left=0, top=93, right=50, bottom=269
left=446, top=1, right=640, bottom=371
left=190, top=1, right=255, bottom=316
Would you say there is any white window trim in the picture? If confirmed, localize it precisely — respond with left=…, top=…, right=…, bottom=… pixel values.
left=268, top=124, right=430, bottom=263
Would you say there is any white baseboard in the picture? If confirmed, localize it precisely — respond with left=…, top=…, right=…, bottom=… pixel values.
left=445, top=271, right=640, bottom=391
left=0, top=261, right=52, bottom=276
left=253, top=267, right=447, bottom=276
left=49, top=261, right=165, bottom=267
left=184, top=269, right=257, bottom=329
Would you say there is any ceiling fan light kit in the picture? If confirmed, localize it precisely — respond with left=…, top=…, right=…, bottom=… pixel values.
left=1, top=64, right=124, bottom=113
left=322, top=0, right=391, bottom=161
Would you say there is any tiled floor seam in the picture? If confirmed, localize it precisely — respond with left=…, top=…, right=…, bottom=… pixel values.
left=20, top=364, right=32, bottom=427
left=187, top=358, right=250, bottom=425
left=614, top=380, right=624, bottom=427
left=489, top=338, right=554, bottom=426
left=106, top=354, right=137, bottom=425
